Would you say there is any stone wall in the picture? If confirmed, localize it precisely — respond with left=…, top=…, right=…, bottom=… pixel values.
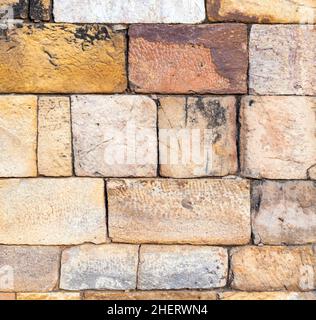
left=0, top=0, right=315, bottom=300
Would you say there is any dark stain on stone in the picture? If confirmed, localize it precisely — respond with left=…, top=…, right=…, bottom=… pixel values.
left=207, top=0, right=221, bottom=20
left=11, top=0, right=28, bottom=19
left=251, top=181, right=263, bottom=213
left=181, top=199, right=193, bottom=210
left=74, top=25, right=111, bottom=44
left=249, top=99, right=255, bottom=107
left=193, top=97, right=226, bottom=129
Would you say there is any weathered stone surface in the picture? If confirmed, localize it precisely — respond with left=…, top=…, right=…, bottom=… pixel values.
left=0, top=178, right=106, bottom=245
left=84, top=291, right=217, bottom=300
left=252, top=181, right=316, bottom=245
left=17, top=292, right=81, bottom=300
left=38, top=96, right=72, bottom=177
left=208, top=0, right=316, bottom=23
left=129, top=24, right=248, bottom=94
left=240, top=96, right=316, bottom=179
left=0, top=0, right=27, bottom=18
left=0, top=293, right=15, bottom=300
left=309, top=165, right=316, bottom=179
left=108, top=179, right=250, bottom=245
left=30, top=0, right=51, bottom=21
left=0, top=95, right=37, bottom=177
left=159, top=96, right=237, bottom=177
left=54, top=0, right=205, bottom=23
left=0, top=246, right=60, bottom=292
left=72, top=95, right=157, bottom=177
left=138, top=245, right=228, bottom=290
left=250, top=25, right=316, bottom=95
left=231, top=246, right=316, bottom=292
left=60, top=244, right=139, bottom=291
left=219, top=291, right=316, bottom=300
left=0, top=24, right=126, bottom=93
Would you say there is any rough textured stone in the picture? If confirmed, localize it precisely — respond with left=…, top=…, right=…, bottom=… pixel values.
left=231, top=246, right=316, bottom=292
left=208, top=0, right=316, bottom=23
left=0, top=95, right=37, bottom=177
left=138, top=245, right=228, bottom=290
left=0, top=24, right=126, bottom=93
left=0, top=246, right=60, bottom=292
left=38, top=96, right=72, bottom=177
left=309, top=165, right=316, bottom=179
left=0, top=293, right=15, bottom=300
left=54, top=0, right=205, bottom=23
left=60, top=244, right=139, bottom=291
left=17, top=292, right=81, bottom=300
left=240, top=96, right=316, bottom=179
left=72, top=95, right=157, bottom=177
left=0, top=0, right=27, bottom=18
left=129, top=24, right=248, bottom=94
left=219, top=291, right=316, bottom=300
left=252, top=181, right=316, bottom=245
left=84, top=291, right=217, bottom=300
left=0, top=178, right=106, bottom=245
left=108, top=179, right=251, bottom=245
left=30, top=0, right=51, bottom=21
left=159, top=96, right=237, bottom=177
left=250, top=25, right=316, bottom=95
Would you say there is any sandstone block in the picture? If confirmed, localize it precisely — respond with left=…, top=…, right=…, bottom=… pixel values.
left=84, top=291, right=216, bottom=300
left=159, top=96, right=237, bottom=177
left=0, top=24, right=126, bottom=93
left=38, top=96, right=72, bottom=176
left=0, top=246, right=60, bottom=292
left=108, top=179, right=251, bottom=245
left=60, top=244, right=139, bottom=291
left=17, top=292, right=81, bottom=300
left=231, top=246, right=316, bottom=291
left=54, top=0, right=205, bottom=23
left=138, top=245, right=228, bottom=290
left=0, top=178, right=106, bottom=245
left=0, top=293, right=15, bottom=300
left=30, top=0, right=51, bottom=21
left=252, top=181, right=316, bottom=245
left=240, top=96, right=316, bottom=179
left=0, top=95, right=37, bottom=177
left=72, top=95, right=157, bottom=177
left=129, top=24, right=248, bottom=94
left=207, top=0, right=316, bottom=23
left=250, top=25, right=316, bottom=95
left=219, top=291, right=316, bottom=300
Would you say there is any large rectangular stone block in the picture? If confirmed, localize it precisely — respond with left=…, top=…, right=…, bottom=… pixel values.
left=138, top=245, right=228, bottom=290
left=54, top=0, right=205, bottom=23
left=0, top=178, right=106, bottom=245
left=129, top=24, right=248, bottom=94
left=0, top=24, right=126, bottom=93
left=108, top=179, right=251, bottom=245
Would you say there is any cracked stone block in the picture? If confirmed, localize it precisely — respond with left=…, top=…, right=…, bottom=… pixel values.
left=17, top=292, right=81, bottom=300
left=252, top=181, right=316, bottom=245
left=250, top=25, right=316, bottom=95
left=138, top=245, right=228, bottom=290
left=240, top=96, right=316, bottom=179
left=54, top=0, right=205, bottom=23
left=108, top=179, right=251, bottom=245
left=0, top=246, right=60, bottom=292
left=0, top=0, right=27, bottom=18
left=30, top=0, right=51, bottom=21
left=38, top=96, right=72, bottom=177
left=219, top=291, right=316, bottom=300
left=231, top=246, right=316, bottom=292
left=60, top=244, right=139, bottom=291
left=0, top=95, right=37, bottom=177
left=0, top=24, right=126, bottom=93
left=72, top=95, right=157, bottom=177
left=207, top=0, right=316, bottom=23
left=0, top=178, right=106, bottom=245
left=159, top=96, right=237, bottom=177
left=129, top=24, right=248, bottom=94
left=84, top=291, right=217, bottom=300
